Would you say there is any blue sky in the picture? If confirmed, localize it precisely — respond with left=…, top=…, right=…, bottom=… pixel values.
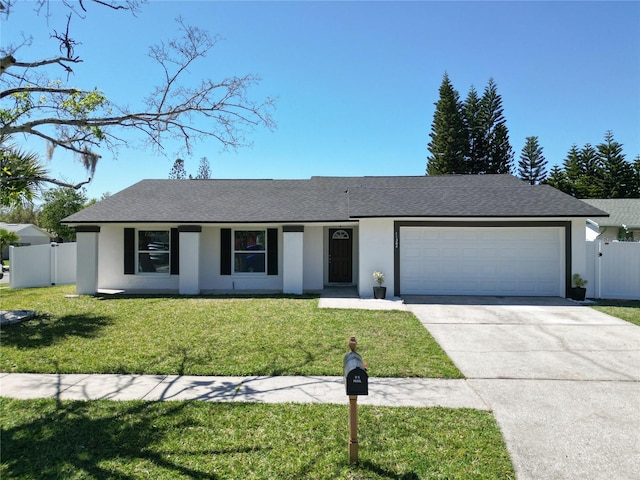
left=3, top=1, right=640, bottom=200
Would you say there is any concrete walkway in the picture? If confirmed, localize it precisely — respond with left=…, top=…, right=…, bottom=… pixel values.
left=0, top=373, right=487, bottom=409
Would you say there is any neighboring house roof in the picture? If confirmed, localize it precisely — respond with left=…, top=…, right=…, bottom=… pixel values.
left=580, top=199, right=640, bottom=229
left=63, top=175, right=609, bottom=224
left=0, top=222, right=52, bottom=238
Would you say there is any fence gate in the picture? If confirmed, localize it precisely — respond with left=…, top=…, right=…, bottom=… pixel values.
left=587, top=241, right=640, bottom=300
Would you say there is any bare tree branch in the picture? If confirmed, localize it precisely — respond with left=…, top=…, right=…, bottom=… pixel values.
left=1, top=2, right=275, bottom=196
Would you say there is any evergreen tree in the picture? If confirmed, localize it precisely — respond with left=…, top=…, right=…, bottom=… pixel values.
left=194, top=157, right=212, bottom=179
left=576, top=144, right=604, bottom=198
left=598, top=131, right=636, bottom=198
left=479, top=78, right=513, bottom=174
left=632, top=155, right=640, bottom=197
left=462, top=86, right=485, bottom=174
left=518, top=136, right=547, bottom=184
left=545, top=165, right=571, bottom=193
left=169, top=158, right=188, bottom=179
left=426, top=73, right=468, bottom=175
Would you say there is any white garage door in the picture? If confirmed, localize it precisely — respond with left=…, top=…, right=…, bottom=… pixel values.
left=400, top=226, right=564, bottom=296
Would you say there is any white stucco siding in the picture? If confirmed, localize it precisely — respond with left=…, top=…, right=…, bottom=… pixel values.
left=303, top=226, right=324, bottom=291
left=571, top=219, right=588, bottom=282
left=97, top=224, right=179, bottom=292
left=358, top=218, right=395, bottom=298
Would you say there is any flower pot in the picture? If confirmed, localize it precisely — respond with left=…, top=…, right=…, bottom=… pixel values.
left=569, top=287, right=587, bottom=301
left=373, top=286, right=386, bottom=299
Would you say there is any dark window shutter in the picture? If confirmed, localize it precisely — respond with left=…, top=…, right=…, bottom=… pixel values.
left=170, top=228, right=179, bottom=275
left=267, top=228, right=278, bottom=275
left=124, top=228, right=135, bottom=275
left=220, top=228, right=231, bottom=275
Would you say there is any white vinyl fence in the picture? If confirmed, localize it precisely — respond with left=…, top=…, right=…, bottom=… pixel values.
left=8, top=243, right=77, bottom=289
left=586, top=240, right=640, bottom=300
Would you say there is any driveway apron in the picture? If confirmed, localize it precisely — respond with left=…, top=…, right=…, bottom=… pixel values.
left=404, top=296, right=640, bottom=480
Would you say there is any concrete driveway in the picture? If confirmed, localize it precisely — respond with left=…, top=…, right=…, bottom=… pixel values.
left=404, top=296, right=640, bottom=480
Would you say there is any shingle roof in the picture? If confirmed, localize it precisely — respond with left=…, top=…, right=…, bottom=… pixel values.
left=63, top=175, right=608, bottom=224
left=581, top=199, right=640, bottom=229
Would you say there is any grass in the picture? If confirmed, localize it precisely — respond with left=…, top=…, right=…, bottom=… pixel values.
left=592, top=299, right=640, bottom=327
left=0, top=398, right=515, bottom=479
left=0, top=285, right=461, bottom=378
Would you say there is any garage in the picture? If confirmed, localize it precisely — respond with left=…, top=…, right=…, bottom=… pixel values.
left=399, top=225, right=565, bottom=296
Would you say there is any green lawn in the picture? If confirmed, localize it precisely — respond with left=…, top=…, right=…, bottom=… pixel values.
left=592, top=300, right=640, bottom=327
left=0, top=398, right=515, bottom=479
left=0, top=285, right=461, bottom=378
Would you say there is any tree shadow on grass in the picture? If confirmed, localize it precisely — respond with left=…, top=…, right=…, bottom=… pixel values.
left=0, top=313, right=112, bottom=349
left=1, top=399, right=267, bottom=480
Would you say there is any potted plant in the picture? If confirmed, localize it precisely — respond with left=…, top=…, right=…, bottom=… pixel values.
left=372, top=271, right=386, bottom=299
left=569, top=273, right=588, bottom=301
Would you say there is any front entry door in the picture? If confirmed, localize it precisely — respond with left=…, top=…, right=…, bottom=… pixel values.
left=329, top=228, right=353, bottom=283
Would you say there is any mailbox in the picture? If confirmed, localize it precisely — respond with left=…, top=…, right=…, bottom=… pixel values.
left=343, top=351, right=368, bottom=396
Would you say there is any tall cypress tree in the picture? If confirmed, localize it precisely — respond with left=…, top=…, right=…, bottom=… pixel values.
left=518, top=136, right=547, bottom=184
left=479, top=78, right=513, bottom=174
left=598, top=131, right=635, bottom=198
left=426, top=73, right=468, bottom=175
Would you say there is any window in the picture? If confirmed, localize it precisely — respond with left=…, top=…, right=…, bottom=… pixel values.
left=234, top=230, right=266, bottom=273
left=138, top=230, right=170, bottom=273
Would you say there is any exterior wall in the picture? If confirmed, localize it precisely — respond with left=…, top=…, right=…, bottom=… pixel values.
left=303, top=226, right=324, bottom=291
left=98, top=224, right=179, bottom=293
left=358, top=218, right=395, bottom=298
left=570, top=219, right=588, bottom=284
left=283, top=229, right=304, bottom=294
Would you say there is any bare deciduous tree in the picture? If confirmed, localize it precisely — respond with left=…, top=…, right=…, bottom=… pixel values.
left=0, top=0, right=275, bottom=202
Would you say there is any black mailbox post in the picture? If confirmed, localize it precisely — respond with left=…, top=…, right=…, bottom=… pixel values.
left=343, top=351, right=368, bottom=396
left=344, top=335, right=367, bottom=464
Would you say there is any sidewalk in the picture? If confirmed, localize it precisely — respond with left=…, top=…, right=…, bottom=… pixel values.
left=0, top=373, right=489, bottom=409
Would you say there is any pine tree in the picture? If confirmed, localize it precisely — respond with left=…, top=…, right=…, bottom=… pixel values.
left=195, top=157, right=212, bottom=179
left=518, top=136, right=547, bottom=184
left=576, top=144, right=604, bottom=198
left=479, top=79, right=513, bottom=174
left=462, top=86, right=485, bottom=174
left=426, top=73, right=468, bottom=175
left=545, top=164, right=571, bottom=194
left=169, top=158, right=187, bottom=179
left=598, top=131, right=635, bottom=198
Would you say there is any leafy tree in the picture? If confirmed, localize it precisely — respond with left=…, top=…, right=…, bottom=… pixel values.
left=195, top=156, right=211, bottom=179
left=169, top=158, right=188, bottom=179
left=1, top=1, right=275, bottom=198
left=0, top=203, right=39, bottom=224
left=479, top=78, right=513, bottom=174
left=0, top=227, right=20, bottom=266
left=518, top=136, right=547, bottom=184
left=426, top=73, right=468, bottom=175
left=598, top=131, right=636, bottom=198
left=38, top=187, right=89, bottom=241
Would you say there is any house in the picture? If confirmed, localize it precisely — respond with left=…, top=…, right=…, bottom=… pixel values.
left=62, top=175, right=607, bottom=298
left=0, top=222, right=53, bottom=258
left=580, top=199, right=640, bottom=242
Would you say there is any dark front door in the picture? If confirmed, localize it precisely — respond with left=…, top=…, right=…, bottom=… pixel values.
left=329, top=228, right=353, bottom=283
